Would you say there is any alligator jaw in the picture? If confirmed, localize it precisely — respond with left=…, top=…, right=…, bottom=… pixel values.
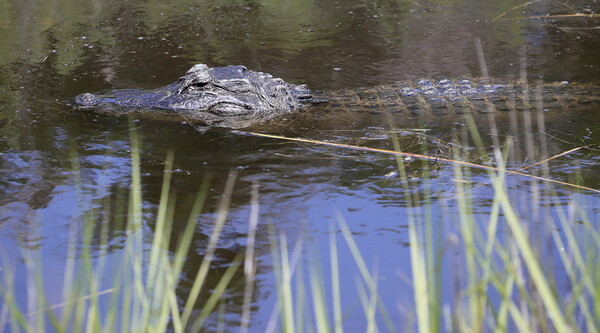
left=162, top=95, right=256, bottom=116
left=73, top=87, right=259, bottom=120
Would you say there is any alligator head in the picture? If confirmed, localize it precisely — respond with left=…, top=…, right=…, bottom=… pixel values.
left=74, top=64, right=313, bottom=127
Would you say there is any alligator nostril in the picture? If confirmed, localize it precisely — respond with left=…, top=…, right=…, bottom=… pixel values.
left=75, top=93, right=102, bottom=106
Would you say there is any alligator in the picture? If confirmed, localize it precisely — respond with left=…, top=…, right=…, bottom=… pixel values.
left=74, top=63, right=600, bottom=128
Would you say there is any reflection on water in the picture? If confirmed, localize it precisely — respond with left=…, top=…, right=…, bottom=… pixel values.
left=1, top=0, right=599, bottom=330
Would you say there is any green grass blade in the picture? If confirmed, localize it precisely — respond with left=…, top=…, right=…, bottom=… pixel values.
left=181, top=170, right=238, bottom=327
left=329, top=222, right=343, bottom=333
left=240, top=181, right=260, bottom=333
left=490, top=174, right=571, bottom=332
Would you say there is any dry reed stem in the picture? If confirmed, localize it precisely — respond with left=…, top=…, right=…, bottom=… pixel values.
left=521, top=146, right=587, bottom=170
left=493, top=0, right=596, bottom=21
left=493, top=0, right=544, bottom=21
left=239, top=131, right=600, bottom=194
left=509, top=13, right=600, bottom=20
left=17, top=289, right=114, bottom=321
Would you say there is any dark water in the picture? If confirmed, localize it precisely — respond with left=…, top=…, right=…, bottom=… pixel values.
left=1, top=0, right=600, bottom=331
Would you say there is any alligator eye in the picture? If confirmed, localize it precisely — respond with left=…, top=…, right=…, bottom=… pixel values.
left=179, top=81, right=211, bottom=94
left=191, top=82, right=209, bottom=89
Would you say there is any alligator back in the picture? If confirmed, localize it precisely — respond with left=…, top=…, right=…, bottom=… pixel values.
left=313, top=79, right=600, bottom=116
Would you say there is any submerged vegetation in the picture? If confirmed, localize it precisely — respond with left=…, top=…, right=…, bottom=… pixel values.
left=1, top=112, right=599, bottom=332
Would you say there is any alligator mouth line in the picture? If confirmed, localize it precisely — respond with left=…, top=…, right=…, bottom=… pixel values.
left=206, top=101, right=254, bottom=116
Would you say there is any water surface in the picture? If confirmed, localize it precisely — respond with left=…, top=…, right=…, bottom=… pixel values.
left=1, top=0, right=599, bottom=331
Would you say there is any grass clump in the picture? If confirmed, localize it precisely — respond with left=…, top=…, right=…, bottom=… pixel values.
left=1, top=116, right=599, bottom=332
left=0, top=127, right=239, bottom=332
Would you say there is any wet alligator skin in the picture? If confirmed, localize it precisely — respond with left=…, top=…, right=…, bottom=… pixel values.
left=314, top=80, right=600, bottom=116
left=74, top=64, right=600, bottom=128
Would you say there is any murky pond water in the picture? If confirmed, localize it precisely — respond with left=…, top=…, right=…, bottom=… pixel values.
left=1, top=0, right=600, bottom=331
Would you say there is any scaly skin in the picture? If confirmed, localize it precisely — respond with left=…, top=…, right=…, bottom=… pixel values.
left=74, top=64, right=600, bottom=128
left=313, top=79, right=600, bottom=115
